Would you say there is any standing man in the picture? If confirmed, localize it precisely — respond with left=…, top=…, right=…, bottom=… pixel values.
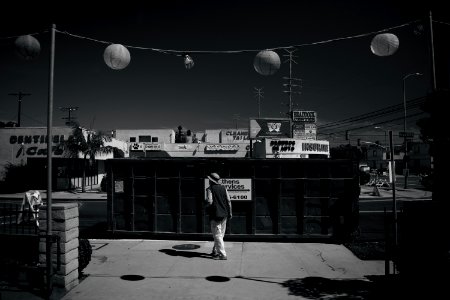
left=206, top=172, right=232, bottom=260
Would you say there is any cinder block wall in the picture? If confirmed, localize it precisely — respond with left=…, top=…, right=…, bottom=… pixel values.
left=39, top=203, right=80, bottom=292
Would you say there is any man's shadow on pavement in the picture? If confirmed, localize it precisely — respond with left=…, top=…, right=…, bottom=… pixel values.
left=159, top=249, right=213, bottom=259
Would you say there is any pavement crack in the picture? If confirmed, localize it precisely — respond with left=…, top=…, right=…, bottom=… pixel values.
left=315, top=249, right=326, bottom=263
left=238, top=242, right=244, bottom=277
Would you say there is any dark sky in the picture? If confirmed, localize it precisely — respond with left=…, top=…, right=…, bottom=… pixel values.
left=0, top=1, right=448, bottom=144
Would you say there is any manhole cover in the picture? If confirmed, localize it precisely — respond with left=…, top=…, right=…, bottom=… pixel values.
left=172, top=244, right=201, bottom=250
left=120, top=275, right=145, bottom=281
left=205, top=276, right=230, bottom=282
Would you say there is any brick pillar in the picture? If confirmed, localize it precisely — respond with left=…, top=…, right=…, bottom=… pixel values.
left=39, top=203, right=80, bottom=293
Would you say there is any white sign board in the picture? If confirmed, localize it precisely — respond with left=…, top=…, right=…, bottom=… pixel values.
left=204, top=178, right=252, bottom=201
left=292, top=111, right=317, bottom=123
left=293, top=123, right=316, bottom=140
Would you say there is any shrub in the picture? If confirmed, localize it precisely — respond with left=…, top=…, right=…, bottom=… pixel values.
left=1, top=163, right=35, bottom=193
left=100, top=175, right=107, bottom=192
left=78, top=238, right=92, bottom=278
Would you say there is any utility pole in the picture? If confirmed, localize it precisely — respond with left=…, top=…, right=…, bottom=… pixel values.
left=46, top=23, right=56, bottom=298
left=8, top=92, right=31, bottom=127
left=254, top=87, right=264, bottom=118
left=282, top=49, right=302, bottom=117
left=389, top=130, right=397, bottom=274
left=59, top=106, right=79, bottom=126
left=402, top=72, right=422, bottom=189
left=233, top=114, right=240, bottom=130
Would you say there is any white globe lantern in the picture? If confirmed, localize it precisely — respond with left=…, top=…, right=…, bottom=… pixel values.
left=370, top=33, right=399, bottom=57
left=103, top=44, right=131, bottom=70
left=253, top=50, right=281, bottom=75
left=14, top=35, right=41, bottom=61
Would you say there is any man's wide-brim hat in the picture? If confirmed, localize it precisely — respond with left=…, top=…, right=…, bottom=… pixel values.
left=207, top=173, right=221, bottom=184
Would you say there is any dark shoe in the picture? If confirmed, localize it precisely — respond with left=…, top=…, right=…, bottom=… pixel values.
left=210, top=252, right=219, bottom=258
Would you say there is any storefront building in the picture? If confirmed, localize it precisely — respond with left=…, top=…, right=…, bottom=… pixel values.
left=0, top=127, right=72, bottom=180
left=106, top=158, right=359, bottom=241
left=0, top=126, right=127, bottom=189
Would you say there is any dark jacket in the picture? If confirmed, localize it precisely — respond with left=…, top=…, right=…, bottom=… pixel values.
left=207, top=184, right=230, bottom=220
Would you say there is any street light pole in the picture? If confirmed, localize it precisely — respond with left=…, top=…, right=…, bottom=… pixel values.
left=46, top=23, right=56, bottom=297
left=402, top=72, right=422, bottom=189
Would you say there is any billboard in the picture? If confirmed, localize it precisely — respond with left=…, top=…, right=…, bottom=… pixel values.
left=292, top=111, right=317, bottom=123
left=249, top=118, right=292, bottom=139
left=265, top=138, right=329, bottom=157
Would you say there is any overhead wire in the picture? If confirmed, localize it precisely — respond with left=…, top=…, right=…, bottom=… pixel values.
left=318, top=97, right=425, bottom=130
left=318, top=98, right=426, bottom=136
left=55, top=20, right=420, bottom=54
left=0, top=19, right=419, bottom=54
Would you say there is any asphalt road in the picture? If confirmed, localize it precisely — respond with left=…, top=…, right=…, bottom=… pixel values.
left=77, top=200, right=107, bottom=235
left=358, top=174, right=432, bottom=240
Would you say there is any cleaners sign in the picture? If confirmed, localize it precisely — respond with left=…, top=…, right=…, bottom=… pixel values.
left=204, top=178, right=252, bottom=201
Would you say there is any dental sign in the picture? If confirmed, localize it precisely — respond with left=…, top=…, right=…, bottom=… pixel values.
left=249, top=118, right=291, bottom=138
left=204, top=178, right=252, bottom=201
left=9, top=134, right=65, bottom=157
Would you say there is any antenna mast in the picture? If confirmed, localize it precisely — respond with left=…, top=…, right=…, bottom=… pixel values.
left=282, top=49, right=302, bottom=117
left=254, top=87, right=264, bottom=118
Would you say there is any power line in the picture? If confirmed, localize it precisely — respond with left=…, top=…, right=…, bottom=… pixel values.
left=318, top=96, right=425, bottom=132
left=317, top=111, right=426, bottom=137
left=21, top=112, right=46, bottom=126
left=319, top=104, right=425, bottom=134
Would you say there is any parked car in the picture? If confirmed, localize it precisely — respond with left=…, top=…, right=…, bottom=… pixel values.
left=359, top=169, right=371, bottom=185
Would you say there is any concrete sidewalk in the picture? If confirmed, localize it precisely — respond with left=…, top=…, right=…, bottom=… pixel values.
left=59, top=239, right=385, bottom=300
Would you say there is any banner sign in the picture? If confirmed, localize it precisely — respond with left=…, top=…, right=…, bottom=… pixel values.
left=205, top=144, right=240, bottom=151
left=292, top=111, right=317, bottom=123
left=144, top=144, right=162, bottom=151
left=204, top=178, right=252, bottom=201
left=250, top=118, right=291, bottom=139
left=130, top=143, right=161, bottom=151
left=300, top=140, right=329, bottom=155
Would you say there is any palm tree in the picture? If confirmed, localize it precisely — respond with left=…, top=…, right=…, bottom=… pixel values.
left=64, top=126, right=114, bottom=192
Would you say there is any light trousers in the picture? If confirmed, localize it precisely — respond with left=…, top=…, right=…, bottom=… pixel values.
left=210, top=217, right=227, bottom=257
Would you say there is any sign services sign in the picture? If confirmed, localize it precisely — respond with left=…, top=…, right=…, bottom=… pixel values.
left=204, top=178, right=252, bottom=201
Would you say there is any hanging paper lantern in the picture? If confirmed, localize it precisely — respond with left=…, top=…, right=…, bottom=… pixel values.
left=14, top=35, right=41, bottom=61
left=184, top=54, right=194, bottom=69
left=253, top=50, right=281, bottom=75
left=370, top=33, right=399, bottom=57
left=103, top=44, right=131, bottom=70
